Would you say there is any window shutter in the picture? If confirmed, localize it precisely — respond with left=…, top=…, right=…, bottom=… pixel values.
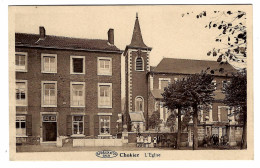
left=84, top=115, right=90, bottom=136
left=26, top=115, right=32, bottom=136
left=94, top=115, right=99, bottom=137
left=111, top=117, right=117, bottom=136
left=66, top=115, right=72, bottom=136
left=136, top=57, right=143, bottom=71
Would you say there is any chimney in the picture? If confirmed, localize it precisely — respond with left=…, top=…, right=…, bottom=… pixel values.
left=39, top=26, right=46, bottom=39
left=108, top=28, right=114, bottom=45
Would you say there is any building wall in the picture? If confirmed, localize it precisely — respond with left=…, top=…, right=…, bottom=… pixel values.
left=125, top=49, right=150, bottom=130
left=148, top=73, right=231, bottom=127
left=15, top=47, right=121, bottom=138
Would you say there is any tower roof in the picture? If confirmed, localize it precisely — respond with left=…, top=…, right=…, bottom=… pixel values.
left=128, top=13, right=150, bottom=49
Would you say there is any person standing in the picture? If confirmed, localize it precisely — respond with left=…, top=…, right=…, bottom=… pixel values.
left=140, top=135, right=144, bottom=148
left=147, top=134, right=152, bottom=148
left=153, top=136, right=157, bottom=148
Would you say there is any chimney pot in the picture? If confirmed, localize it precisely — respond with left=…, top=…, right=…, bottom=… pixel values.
left=39, top=26, right=46, bottom=39
left=108, top=29, right=114, bottom=45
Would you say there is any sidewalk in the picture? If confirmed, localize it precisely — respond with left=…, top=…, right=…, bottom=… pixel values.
left=16, top=143, right=241, bottom=152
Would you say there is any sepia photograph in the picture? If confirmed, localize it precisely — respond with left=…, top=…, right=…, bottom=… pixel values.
left=8, top=4, right=253, bottom=161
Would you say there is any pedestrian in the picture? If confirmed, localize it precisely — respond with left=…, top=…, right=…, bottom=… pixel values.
left=136, top=135, right=139, bottom=147
left=157, top=135, right=161, bottom=147
left=166, top=136, right=171, bottom=148
left=144, top=136, right=148, bottom=148
left=147, top=134, right=152, bottom=148
left=216, top=135, right=219, bottom=146
left=220, top=136, right=224, bottom=146
left=153, top=136, right=157, bottom=148
left=140, top=135, right=144, bottom=147
left=161, top=134, right=165, bottom=147
left=223, top=135, right=228, bottom=146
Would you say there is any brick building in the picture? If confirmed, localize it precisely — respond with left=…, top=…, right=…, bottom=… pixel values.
left=15, top=26, right=122, bottom=145
left=124, top=15, right=242, bottom=146
left=15, top=14, right=242, bottom=147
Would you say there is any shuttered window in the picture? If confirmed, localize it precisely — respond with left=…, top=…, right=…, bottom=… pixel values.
left=99, top=116, right=110, bottom=135
left=136, top=57, right=143, bottom=71
left=42, top=54, right=57, bottom=73
left=16, top=81, right=27, bottom=106
left=98, top=57, right=112, bottom=75
left=16, top=116, right=26, bottom=136
left=42, top=81, right=57, bottom=107
left=73, top=115, right=84, bottom=135
left=15, top=52, right=27, bottom=72
left=98, top=83, right=112, bottom=108
left=71, top=82, right=85, bottom=107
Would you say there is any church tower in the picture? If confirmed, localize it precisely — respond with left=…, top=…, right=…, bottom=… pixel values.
left=124, top=14, right=152, bottom=131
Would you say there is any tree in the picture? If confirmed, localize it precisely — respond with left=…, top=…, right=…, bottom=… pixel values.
left=162, top=71, right=215, bottom=150
left=224, top=70, right=247, bottom=149
left=162, top=79, right=190, bottom=149
left=166, top=113, right=177, bottom=133
left=182, top=10, right=247, bottom=68
left=148, top=111, right=162, bottom=132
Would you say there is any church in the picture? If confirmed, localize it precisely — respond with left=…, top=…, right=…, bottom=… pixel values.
left=15, top=14, right=243, bottom=147
left=123, top=14, right=243, bottom=147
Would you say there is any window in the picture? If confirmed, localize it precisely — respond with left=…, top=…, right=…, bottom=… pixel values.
left=154, top=101, right=159, bottom=111
left=42, top=81, right=57, bottom=107
left=99, top=116, right=110, bottom=135
left=135, top=57, right=143, bottom=71
left=72, top=115, right=84, bottom=135
left=16, top=116, right=26, bottom=136
left=41, top=54, right=57, bottom=73
left=16, top=80, right=27, bottom=106
left=15, top=52, right=27, bottom=72
left=212, top=80, right=217, bottom=90
left=98, top=83, right=112, bottom=108
left=218, top=106, right=229, bottom=122
left=159, top=78, right=171, bottom=89
left=222, top=80, right=230, bottom=91
left=135, top=96, right=144, bottom=112
left=71, top=82, right=85, bottom=107
left=70, top=56, right=85, bottom=74
left=98, top=57, right=112, bottom=75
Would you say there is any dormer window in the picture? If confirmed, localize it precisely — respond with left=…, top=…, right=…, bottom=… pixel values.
left=135, top=57, right=144, bottom=71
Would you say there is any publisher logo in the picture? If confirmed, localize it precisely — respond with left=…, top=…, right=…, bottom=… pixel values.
left=96, top=150, right=118, bottom=158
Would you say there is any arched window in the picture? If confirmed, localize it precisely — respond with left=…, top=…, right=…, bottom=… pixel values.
left=135, top=57, right=143, bottom=71
left=135, top=96, right=144, bottom=112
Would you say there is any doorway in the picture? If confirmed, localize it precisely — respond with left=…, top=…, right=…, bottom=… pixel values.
left=43, top=122, right=57, bottom=141
left=42, top=114, right=57, bottom=142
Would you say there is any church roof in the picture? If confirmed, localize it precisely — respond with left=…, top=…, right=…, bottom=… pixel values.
left=152, top=58, right=237, bottom=76
left=124, top=14, right=151, bottom=53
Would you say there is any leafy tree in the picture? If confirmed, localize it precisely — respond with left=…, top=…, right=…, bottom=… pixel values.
left=181, top=109, right=192, bottom=131
left=162, top=72, right=215, bottom=150
left=182, top=10, right=247, bottom=68
left=166, top=113, right=177, bottom=133
left=148, top=111, right=162, bottom=131
left=162, top=79, right=190, bottom=149
left=224, top=70, right=247, bottom=149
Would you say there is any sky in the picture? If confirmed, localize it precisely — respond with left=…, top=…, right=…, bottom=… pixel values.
left=13, top=5, right=250, bottom=66
left=13, top=5, right=250, bottom=98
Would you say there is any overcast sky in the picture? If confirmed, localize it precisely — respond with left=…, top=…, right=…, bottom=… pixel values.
left=13, top=5, right=249, bottom=98
left=14, top=5, right=247, bottom=66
